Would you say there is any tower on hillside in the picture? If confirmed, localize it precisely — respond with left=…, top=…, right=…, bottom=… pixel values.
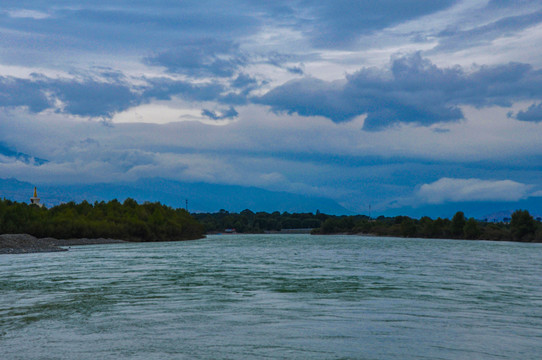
left=30, top=187, right=44, bottom=208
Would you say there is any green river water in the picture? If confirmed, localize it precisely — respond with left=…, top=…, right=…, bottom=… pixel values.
left=1, top=234, right=542, bottom=359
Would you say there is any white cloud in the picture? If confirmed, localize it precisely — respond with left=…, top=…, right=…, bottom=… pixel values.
left=1, top=98, right=541, bottom=215
left=417, top=178, right=533, bottom=204
left=6, top=9, right=50, bottom=19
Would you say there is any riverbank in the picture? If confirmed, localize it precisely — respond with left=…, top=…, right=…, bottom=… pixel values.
left=0, top=234, right=126, bottom=254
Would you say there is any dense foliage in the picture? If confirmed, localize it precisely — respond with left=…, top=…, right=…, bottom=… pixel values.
left=313, top=210, right=542, bottom=242
left=2, top=199, right=540, bottom=243
left=0, top=198, right=204, bottom=241
left=195, top=209, right=542, bottom=242
left=193, top=209, right=327, bottom=233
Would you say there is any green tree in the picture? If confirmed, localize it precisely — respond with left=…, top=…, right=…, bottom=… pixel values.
left=451, top=211, right=466, bottom=237
left=419, top=216, right=436, bottom=238
left=463, top=218, right=480, bottom=240
left=433, top=217, right=449, bottom=238
left=400, top=217, right=417, bottom=237
left=510, top=209, right=536, bottom=241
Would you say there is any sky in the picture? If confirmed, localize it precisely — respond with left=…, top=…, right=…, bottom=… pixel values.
left=0, top=0, right=541, bottom=218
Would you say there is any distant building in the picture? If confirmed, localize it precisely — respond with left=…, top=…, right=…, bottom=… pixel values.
left=30, top=187, right=44, bottom=208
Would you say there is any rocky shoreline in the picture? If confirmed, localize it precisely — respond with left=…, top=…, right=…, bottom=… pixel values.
left=0, top=234, right=126, bottom=254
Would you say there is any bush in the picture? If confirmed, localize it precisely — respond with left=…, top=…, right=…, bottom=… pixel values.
left=0, top=198, right=204, bottom=241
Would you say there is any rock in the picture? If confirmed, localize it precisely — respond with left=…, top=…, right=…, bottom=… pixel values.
left=0, top=234, right=127, bottom=254
left=0, top=234, right=67, bottom=254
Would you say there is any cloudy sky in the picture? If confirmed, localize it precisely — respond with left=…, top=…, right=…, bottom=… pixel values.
left=1, top=0, right=541, bottom=217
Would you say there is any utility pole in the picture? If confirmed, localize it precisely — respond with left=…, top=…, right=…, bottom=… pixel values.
left=185, top=199, right=188, bottom=212
left=369, top=203, right=371, bottom=219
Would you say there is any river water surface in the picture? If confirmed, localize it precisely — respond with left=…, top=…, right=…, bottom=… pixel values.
left=2, top=234, right=542, bottom=359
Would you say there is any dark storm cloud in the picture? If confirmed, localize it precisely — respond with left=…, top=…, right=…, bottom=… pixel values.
left=0, top=2, right=261, bottom=54
left=437, top=10, right=542, bottom=51
left=514, top=103, right=542, bottom=123
left=4, top=0, right=537, bottom=71
left=142, top=77, right=226, bottom=102
left=3, top=1, right=542, bottom=124
left=0, top=0, right=463, bottom=68
left=0, top=75, right=138, bottom=118
left=287, top=66, right=304, bottom=75
left=0, top=77, right=51, bottom=112
left=0, top=141, right=48, bottom=164
left=0, top=74, right=234, bottom=118
left=3, top=53, right=542, bottom=124
left=144, top=39, right=247, bottom=78
left=51, top=79, right=138, bottom=118
left=302, top=0, right=458, bottom=48
left=257, top=53, right=542, bottom=130
left=231, top=73, right=259, bottom=90
left=201, top=106, right=239, bottom=120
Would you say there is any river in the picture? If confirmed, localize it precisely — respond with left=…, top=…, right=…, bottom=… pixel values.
left=1, top=234, right=542, bottom=359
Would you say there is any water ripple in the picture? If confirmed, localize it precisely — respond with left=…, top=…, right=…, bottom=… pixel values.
left=2, top=235, right=542, bottom=359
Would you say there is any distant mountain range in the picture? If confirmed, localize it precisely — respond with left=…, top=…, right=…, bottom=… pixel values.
left=0, top=177, right=352, bottom=215
left=480, top=210, right=542, bottom=222
left=481, top=210, right=514, bottom=222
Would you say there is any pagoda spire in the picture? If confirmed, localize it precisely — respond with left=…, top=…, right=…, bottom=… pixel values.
left=30, top=187, right=43, bottom=208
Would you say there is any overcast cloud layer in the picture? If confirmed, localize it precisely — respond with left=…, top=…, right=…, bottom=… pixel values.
left=0, top=0, right=541, bottom=217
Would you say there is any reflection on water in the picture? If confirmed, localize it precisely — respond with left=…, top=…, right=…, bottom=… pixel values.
left=2, top=234, right=542, bottom=359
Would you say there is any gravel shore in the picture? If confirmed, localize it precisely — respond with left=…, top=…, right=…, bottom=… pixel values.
left=0, top=234, right=126, bottom=254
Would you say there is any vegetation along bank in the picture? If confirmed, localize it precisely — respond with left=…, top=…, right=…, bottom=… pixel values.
left=0, top=198, right=204, bottom=242
left=195, top=209, right=542, bottom=242
left=1, top=198, right=541, bottom=248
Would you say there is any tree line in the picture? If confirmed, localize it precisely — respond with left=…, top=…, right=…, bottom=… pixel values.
left=195, top=209, right=541, bottom=242
left=313, top=210, right=542, bottom=242
left=2, top=199, right=540, bottom=242
left=0, top=198, right=204, bottom=241
left=193, top=209, right=327, bottom=233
